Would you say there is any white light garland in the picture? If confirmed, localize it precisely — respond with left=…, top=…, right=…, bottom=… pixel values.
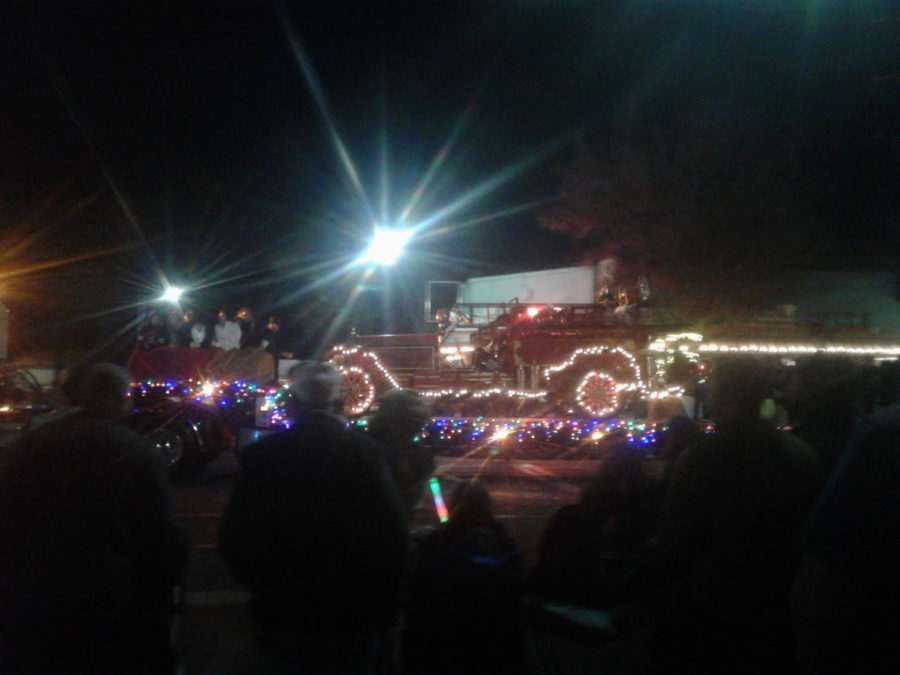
left=330, top=344, right=402, bottom=389
left=648, top=332, right=704, bottom=352
left=420, top=387, right=549, bottom=399
left=542, top=345, right=644, bottom=391
left=699, top=343, right=900, bottom=356
left=619, top=382, right=643, bottom=391
left=648, top=333, right=704, bottom=381
left=647, top=385, right=686, bottom=399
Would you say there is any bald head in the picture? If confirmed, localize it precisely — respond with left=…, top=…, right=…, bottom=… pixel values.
left=73, top=363, right=133, bottom=419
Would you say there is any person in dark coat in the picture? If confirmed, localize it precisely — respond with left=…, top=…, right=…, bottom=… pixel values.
left=786, top=356, right=865, bottom=474
left=529, top=444, right=660, bottom=610
left=136, top=310, right=171, bottom=351
left=792, top=404, right=900, bottom=674
left=258, top=315, right=292, bottom=382
left=219, top=361, right=408, bottom=674
left=0, top=363, right=185, bottom=674
left=403, top=481, right=523, bottom=675
left=367, top=388, right=434, bottom=516
left=235, top=306, right=256, bottom=350
left=646, top=357, right=822, bottom=674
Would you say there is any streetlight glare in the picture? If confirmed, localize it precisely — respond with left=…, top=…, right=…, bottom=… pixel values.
left=358, top=227, right=413, bottom=266
left=160, top=287, right=184, bottom=303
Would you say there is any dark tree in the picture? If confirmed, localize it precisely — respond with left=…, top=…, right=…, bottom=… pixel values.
left=538, top=122, right=814, bottom=321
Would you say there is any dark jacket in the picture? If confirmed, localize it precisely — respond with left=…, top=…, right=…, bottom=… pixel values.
left=649, top=420, right=822, bottom=672
left=404, top=518, right=523, bottom=675
left=0, top=411, right=185, bottom=674
left=795, top=406, right=900, bottom=673
left=219, top=412, right=408, bottom=633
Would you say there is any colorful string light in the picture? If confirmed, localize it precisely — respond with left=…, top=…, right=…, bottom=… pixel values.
left=132, top=378, right=290, bottom=427
left=423, top=416, right=667, bottom=453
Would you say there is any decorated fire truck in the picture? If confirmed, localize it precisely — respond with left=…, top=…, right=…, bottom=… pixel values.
left=328, top=265, right=900, bottom=419
left=33, top=266, right=894, bottom=475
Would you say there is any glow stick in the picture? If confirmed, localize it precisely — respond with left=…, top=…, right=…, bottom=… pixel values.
left=429, top=477, right=449, bottom=523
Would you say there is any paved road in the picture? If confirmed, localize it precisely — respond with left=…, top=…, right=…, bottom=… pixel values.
left=171, top=450, right=593, bottom=674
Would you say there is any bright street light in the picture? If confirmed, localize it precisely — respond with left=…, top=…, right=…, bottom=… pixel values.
left=159, top=286, right=184, bottom=303
left=357, top=227, right=413, bottom=266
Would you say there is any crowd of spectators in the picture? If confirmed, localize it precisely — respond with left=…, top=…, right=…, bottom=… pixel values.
left=136, top=307, right=293, bottom=360
left=1, top=354, right=898, bottom=673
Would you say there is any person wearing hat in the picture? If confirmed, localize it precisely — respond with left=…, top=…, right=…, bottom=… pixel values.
left=220, top=361, right=407, bottom=673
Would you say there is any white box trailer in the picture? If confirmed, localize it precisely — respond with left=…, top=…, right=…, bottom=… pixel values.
left=443, top=263, right=612, bottom=325
left=461, top=265, right=599, bottom=305
left=425, top=262, right=617, bottom=326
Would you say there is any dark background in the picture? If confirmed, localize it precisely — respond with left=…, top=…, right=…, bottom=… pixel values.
left=1, top=0, right=897, bottom=356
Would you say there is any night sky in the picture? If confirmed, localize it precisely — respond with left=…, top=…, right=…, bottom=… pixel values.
left=1, top=0, right=897, bottom=355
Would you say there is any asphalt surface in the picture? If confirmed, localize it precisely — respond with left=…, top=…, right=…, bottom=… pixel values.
left=171, top=448, right=594, bottom=674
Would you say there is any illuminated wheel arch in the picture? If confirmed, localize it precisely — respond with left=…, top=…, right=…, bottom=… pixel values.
left=543, top=345, right=645, bottom=417
left=329, top=344, right=402, bottom=417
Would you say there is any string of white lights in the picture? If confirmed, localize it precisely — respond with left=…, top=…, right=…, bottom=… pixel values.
left=330, top=344, right=402, bottom=389
left=542, top=345, right=645, bottom=391
left=420, top=387, right=549, bottom=399
left=699, top=343, right=900, bottom=355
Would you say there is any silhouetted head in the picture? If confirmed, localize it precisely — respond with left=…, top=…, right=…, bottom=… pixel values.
left=580, top=444, right=656, bottom=516
left=787, top=356, right=863, bottom=424
left=447, top=480, right=494, bottom=529
left=72, top=363, right=132, bottom=419
left=289, top=361, right=343, bottom=417
left=217, top=310, right=228, bottom=325
left=708, top=357, right=772, bottom=427
left=369, top=388, right=431, bottom=443
left=660, top=415, right=705, bottom=465
left=579, top=443, right=660, bottom=545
